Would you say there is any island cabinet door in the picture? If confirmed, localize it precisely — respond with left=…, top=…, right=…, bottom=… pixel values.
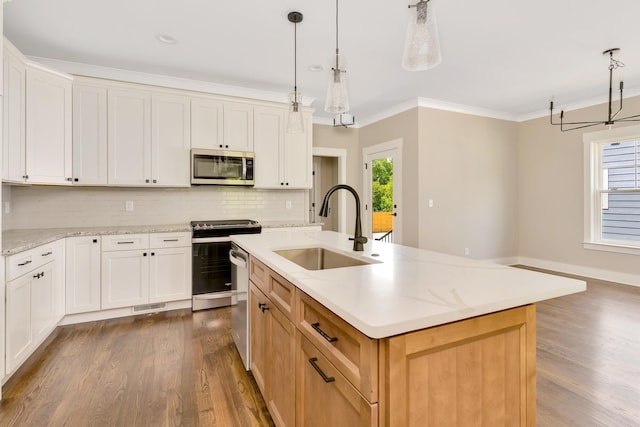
left=383, top=304, right=536, bottom=427
left=250, top=283, right=269, bottom=395
left=296, top=333, right=378, bottom=427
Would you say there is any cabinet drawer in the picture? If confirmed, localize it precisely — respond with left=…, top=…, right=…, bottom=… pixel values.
left=265, top=268, right=296, bottom=321
left=149, top=232, right=190, bottom=248
left=101, top=234, right=149, bottom=251
left=249, top=256, right=268, bottom=293
left=297, top=291, right=379, bottom=403
left=297, top=333, right=378, bottom=427
left=7, top=241, right=59, bottom=281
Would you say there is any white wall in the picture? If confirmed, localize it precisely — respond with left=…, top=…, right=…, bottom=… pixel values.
left=2, top=185, right=306, bottom=229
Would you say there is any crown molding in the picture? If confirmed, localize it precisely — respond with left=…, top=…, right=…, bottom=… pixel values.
left=28, top=56, right=316, bottom=107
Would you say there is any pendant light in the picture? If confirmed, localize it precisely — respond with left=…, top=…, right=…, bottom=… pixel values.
left=324, top=0, right=350, bottom=114
left=287, top=11, right=305, bottom=134
left=402, top=0, right=442, bottom=71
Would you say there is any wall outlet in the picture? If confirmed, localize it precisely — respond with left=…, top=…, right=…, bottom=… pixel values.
left=4, top=202, right=10, bottom=214
left=428, top=199, right=434, bottom=208
left=464, top=247, right=470, bottom=256
left=125, top=201, right=134, bottom=211
left=286, top=200, right=292, bottom=209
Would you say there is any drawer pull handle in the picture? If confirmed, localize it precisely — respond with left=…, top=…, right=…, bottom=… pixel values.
left=117, top=241, right=135, bottom=244
left=18, top=260, right=33, bottom=267
left=311, top=322, right=338, bottom=343
left=41, top=251, right=53, bottom=256
left=258, top=302, right=270, bottom=312
left=309, top=357, right=335, bottom=383
left=163, top=239, right=179, bottom=242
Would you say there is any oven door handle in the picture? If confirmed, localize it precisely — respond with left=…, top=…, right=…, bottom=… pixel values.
left=229, top=249, right=247, bottom=269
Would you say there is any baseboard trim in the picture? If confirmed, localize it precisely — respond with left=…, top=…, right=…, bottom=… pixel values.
left=517, top=257, right=640, bottom=288
left=60, top=299, right=192, bottom=326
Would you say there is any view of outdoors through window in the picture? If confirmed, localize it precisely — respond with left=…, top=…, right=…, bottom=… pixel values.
left=601, top=140, right=640, bottom=243
left=372, top=158, right=393, bottom=242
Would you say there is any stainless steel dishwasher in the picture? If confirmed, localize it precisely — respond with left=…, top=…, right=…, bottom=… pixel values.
left=230, top=242, right=250, bottom=370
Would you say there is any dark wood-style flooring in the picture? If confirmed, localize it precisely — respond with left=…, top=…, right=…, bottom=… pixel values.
left=0, top=273, right=639, bottom=426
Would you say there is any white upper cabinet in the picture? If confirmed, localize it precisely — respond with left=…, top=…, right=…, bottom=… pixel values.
left=2, top=38, right=73, bottom=185
left=25, top=67, right=73, bottom=185
left=107, top=88, right=152, bottom=186
left=191, top=97, right=224, bottom=150
left=223, top=102, right=254, bottom=152
left=72, top=84, right=108, bottom=185
left=253, top=106, right=312, bottom=189
left=191, top=98, right=254, bottom=152
left=151, top=94, right=191, bottom=186
left=2, top=44, right=26, bottom=182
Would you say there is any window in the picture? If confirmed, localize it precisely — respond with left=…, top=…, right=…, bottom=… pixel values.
left=584, top=126, right=640, bottom=254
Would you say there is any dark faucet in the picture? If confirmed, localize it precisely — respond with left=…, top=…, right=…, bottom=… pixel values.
left=319, top=184, right=368, bottom=251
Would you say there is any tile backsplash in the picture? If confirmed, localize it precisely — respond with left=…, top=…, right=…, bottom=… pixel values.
left=2, top=185, right=308, bottom=230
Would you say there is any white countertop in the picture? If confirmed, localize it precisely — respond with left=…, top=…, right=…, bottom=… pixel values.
left=232, top=230, right=587, bottom=339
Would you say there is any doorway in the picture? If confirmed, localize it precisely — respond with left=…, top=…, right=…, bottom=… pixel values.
left=363, top=140, right=403, bottom=244
left=310, top=147, right=348, bottom=233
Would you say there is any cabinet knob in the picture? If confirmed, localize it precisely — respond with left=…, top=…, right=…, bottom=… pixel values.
left=151, top=252, right=155, bottom=256
left=93, top=239, right=98, bottom=243
left=286, top=182, right=289, bottom=186
left=145, top=179, right=150, bottom=183
left=280, top=182, right=284, bottom=186
left=153, top=179, right=157, bottom=184
left=143, top=252, right=148, bottom=256
left=75, top=178, right=79, bottom=182
left=66, top=177, right=73, bottom=182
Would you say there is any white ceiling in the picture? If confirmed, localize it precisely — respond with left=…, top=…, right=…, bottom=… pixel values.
left=5, top=0, right=640, bottom=125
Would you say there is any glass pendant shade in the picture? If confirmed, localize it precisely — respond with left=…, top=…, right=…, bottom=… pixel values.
left=287, top=91, right=305, bottom=133
left=402, top=0, right=442, bottom=71
left=324, top=54, right=350, bottom=114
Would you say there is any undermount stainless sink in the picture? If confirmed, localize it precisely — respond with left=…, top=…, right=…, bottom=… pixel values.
left=274, top=247, right=379, bottom=270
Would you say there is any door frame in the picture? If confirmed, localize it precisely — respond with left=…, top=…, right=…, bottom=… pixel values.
left=311, top=147, right=348, bottom=233
left=363, top=139, right=403, bottom=244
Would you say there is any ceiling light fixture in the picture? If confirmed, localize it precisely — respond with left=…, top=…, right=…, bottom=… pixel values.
left=549, top=48, right=640, bottom=131
left=402, top=0, right=442, bottom=71
left=287, top=11, right=305, bottom=134
left=324, top=0, right=350, bottom=114
left=333, top=113, right=355, bottom=128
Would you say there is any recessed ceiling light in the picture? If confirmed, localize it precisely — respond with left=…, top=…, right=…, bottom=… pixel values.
left=308, top=64, right=324, bottom=72
left=156, top=34, right=178, bottom=44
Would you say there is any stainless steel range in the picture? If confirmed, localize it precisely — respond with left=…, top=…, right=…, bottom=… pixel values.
left=191, top=219, right=261, bottom=310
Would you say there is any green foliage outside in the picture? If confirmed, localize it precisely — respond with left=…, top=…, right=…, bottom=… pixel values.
left=372, top=158, right=393, bottom=212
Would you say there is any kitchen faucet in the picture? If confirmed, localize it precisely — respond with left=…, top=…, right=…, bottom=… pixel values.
left=319, top=184, right=368, bottom=251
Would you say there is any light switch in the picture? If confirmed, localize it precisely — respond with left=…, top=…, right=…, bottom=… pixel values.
left=125, top=201, right=134, bottom=211
left=428, top=199, right=434, bottom=208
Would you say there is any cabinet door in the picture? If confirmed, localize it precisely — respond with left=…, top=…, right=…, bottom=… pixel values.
left=31, top=262, right=57, bottom=341
left=148, top=246, right=191, bottom=303
left=268, top=303, right=296, bottom=427
left=2, top=49, right=26, bottom=182
left=101, top=250, right=149, bottom=309
left=72, top=84, right=108, bottom=185
left=25, top=67, right=73, bottom=184
left=250, top=283, right=269, bottom=395
left=282, top=112, right=312, bottom=189
left=191, top=97, right=224, bottom=150
left=151, top=94, right=190, bottom=186
left=296, top=334, right=378, bottom=427
left=66, top=236, right=101, bottom=314
left=253, top=106, right=284, bottom=188
left=6, top=274, right=33, bottom=374
left=223, top=102, right=253, bottom=151
left=107, top=89, right=151, bottom=185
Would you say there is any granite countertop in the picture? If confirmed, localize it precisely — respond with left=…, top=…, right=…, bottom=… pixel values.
left=232, top=230, right=587, bottom=339
left=2, top=224, right=191, bottom=256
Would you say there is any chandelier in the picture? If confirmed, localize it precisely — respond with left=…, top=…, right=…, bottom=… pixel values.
left=549, top=48, right=640, bottom=132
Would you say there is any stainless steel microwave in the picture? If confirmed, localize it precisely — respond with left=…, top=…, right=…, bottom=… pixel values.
left=191, top=149, right=255, bottom=186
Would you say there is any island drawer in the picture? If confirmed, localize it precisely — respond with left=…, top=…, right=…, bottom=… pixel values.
left=296, top=291, right=379, bottom=403
left=250, top=257, right=296, bottom=321
left=249, top=256, right=268, bottom=292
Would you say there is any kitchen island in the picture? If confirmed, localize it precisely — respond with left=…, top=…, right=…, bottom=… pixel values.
left=232, top=230, right=586, bottom=427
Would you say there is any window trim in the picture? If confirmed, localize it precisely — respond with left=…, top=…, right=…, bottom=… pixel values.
left=583, top=125, right=640, bottom=255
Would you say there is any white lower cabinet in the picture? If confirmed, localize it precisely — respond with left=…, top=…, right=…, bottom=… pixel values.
left=101, top=232, right=191, bottom=309
left=5, top=241, right=64, bottom=375
left=65, top=236, right=101, bottom=314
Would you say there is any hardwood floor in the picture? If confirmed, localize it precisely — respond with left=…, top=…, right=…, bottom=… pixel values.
left=0, top=274, right=639, bottom=426
left=532, top=271, right=640, bottom=427
left=0, top=308, right=274, bottom=427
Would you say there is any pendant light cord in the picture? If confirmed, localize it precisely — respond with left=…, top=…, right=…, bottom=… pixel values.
left=294, top=20, right=298, bottom=94
left=335, top=0, right=340, bottom=68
